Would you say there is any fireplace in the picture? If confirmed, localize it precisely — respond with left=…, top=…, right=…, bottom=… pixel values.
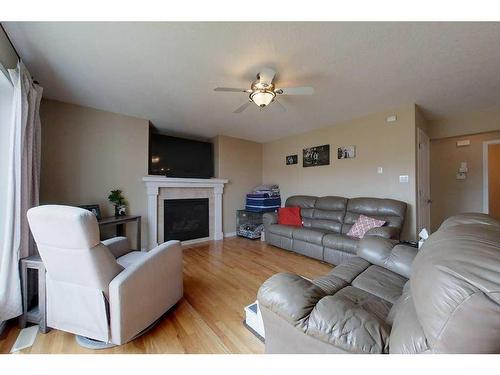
left=163, top=198, right=209, bottom=241
left=143, top=176, right=228, bottom=248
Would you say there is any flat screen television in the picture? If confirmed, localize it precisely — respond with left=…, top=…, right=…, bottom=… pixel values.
left=148, top=133, right=214, bottom=178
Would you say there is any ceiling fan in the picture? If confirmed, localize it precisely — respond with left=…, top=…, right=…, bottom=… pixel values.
left=214, top=68, right=314, bottom=113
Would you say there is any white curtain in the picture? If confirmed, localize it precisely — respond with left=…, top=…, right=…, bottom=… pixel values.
left=0, top=61, right=43, bottom=322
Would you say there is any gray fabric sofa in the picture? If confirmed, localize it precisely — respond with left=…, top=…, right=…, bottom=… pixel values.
left=263, top=195, right=407, bottom=265
left=257, top=213, right=500, bottom=354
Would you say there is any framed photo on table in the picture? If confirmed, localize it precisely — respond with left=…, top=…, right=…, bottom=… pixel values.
left=79, top=204, right=102, bottom=220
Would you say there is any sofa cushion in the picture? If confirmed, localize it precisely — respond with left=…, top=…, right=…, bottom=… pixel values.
left=358, top=237, right=417, bottom=278
left=322, top=233, right=359, bottom=253
left=292, top=227, right=327, bottom=245
left=267, top=224, right=295, bottom=238
left=315, top=196, right=348, bottom=211
left=351, top=265, right=407, bottom=304
left=312, top=274, right=349, bottom=295
left=306, top=286, right=392, bottom=353
left=438, top=212, right=500, bottom=230
left=285, top=195, right=317, bottom=209
left=303, top=219, right=342, bottom=233
left=410, top=221, right=500, bottom=353
left=278, top=207, right=302, bottom=226
left=257, top=273, right=326, bottom=329
left=388, top=282, right=429, bottom=354
left=342, top=197, right=406, bottom=235
left=329, top=256, right=371, bottom=283
left=300, top=196, right=347, bottom=233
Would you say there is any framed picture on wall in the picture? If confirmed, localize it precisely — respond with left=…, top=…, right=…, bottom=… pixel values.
left=338, top=145, right=356, bottom=159
left=286, top=154, right=298, bottom=165
left=303, top=144, right=330, bottom=167
left=79, top=204, right=102, bottom=220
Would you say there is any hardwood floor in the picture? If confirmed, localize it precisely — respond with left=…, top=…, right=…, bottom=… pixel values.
left=0, top=237, right=331, bottom=354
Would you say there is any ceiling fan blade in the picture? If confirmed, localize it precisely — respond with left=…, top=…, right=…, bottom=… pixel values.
left=214, top=87, right=249, bottom=92
left=233, top=101, right=252, bottom=113
left=258, top=68, right=276, bottom=85
left=274, top=99, right=287, bottom=112
left=276, top=86, right=315, bottom=95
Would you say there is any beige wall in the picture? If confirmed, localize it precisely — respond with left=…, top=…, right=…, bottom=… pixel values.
left=0, top=26, right=18, bottom=70
left=429, top=106, right=500, bottom=140
left=430, top=130, right=500, bottom=230
left=263, top=104, right=417, bottom=240
left=213, top=135, right=263, bottom=234
left=40, top=99, right=149, bottom=248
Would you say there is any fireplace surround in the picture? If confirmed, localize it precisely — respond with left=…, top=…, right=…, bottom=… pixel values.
left=143, top=176, right=228, bottom=248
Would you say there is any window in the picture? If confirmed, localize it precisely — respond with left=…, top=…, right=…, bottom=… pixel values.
left=0, top=65, right=13, bottom=246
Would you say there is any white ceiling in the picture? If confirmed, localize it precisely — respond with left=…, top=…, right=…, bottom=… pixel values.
left=4, top=22, right=500, bottom=142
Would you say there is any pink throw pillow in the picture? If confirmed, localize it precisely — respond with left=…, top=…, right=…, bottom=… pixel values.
left=347, top=214, right=386, bottom=239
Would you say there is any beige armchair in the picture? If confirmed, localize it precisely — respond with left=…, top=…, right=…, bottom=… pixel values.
left=27, top=205, right=183, bottom=346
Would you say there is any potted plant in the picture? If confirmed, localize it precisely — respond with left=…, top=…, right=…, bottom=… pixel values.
left=108, top=189, right=127, bottom=217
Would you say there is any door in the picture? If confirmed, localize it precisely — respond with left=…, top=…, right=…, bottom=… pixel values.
left=486, top=142, right=500, bottom=220
left=417, top=128, right=431, bottom=234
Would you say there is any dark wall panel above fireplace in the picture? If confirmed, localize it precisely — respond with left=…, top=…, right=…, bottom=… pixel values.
left=164, top=198, right=209, bottom=241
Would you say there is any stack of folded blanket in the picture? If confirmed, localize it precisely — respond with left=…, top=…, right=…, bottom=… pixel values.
left=245, top=184, right=281, bottom=213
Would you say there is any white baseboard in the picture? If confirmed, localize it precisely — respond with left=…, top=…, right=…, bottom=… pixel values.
left=224, top=232, right=237, bottom=238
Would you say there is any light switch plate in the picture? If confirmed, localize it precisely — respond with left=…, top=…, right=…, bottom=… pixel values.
left=399, top=175, right=409, bottom=183
left=377, top=167, right=383, bottom=174
left=386, top=115, right=397, bottom=123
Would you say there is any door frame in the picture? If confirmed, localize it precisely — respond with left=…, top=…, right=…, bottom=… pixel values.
left=417, top=127, right=431, bottom=234
left=482, top=139, right=500, bottom=213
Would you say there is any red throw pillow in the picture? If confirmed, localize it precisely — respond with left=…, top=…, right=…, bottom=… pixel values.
left=278, top=207, right=302, bottom=226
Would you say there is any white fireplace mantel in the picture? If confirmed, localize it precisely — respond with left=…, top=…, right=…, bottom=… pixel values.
left=142, top=176, right=228, bottom=248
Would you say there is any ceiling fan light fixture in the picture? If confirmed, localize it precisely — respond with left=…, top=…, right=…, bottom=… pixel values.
left=250, top=91, right=275, bottom=107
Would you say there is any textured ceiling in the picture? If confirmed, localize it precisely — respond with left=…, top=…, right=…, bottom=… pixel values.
left=4, top=22, right=500, bottom=142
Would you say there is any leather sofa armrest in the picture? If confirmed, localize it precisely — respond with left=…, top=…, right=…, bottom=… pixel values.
left=263, top=212, right=278, bottom=227
left=364, top=226, right=401, bottom=240
left=358, top=237, right=417, bottom=278
left=102, top=236, right=131, bottom=258
left=257, top=273, right=326, bottom=328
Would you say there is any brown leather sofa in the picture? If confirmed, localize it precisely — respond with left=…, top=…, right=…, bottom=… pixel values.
left=257, top=213, right=500, bottom=353
left=263, top=195, right=407, bottom=265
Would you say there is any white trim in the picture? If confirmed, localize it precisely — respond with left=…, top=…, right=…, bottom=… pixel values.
left=142, top=176, right=229, bottom=185
left=482, top=140, right=500, bottom=214
left=416, top=128, right=431, bottom=235
left=224, top=232, right=237, bottom=238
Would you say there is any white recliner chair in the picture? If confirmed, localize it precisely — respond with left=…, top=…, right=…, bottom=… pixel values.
left=27, top=205, right=183, bottom=347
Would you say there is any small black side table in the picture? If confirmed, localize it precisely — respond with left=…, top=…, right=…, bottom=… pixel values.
left=98, top=215, right=141, bottom=250
left=20, top=255, right=48, bottom=333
